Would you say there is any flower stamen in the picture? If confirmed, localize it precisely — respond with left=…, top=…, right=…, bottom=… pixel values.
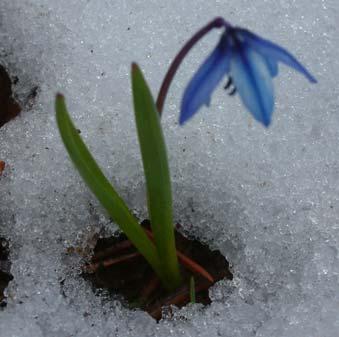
left=224, top=77, right=237, bottom=96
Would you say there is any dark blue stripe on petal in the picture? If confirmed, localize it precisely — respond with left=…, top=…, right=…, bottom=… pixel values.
left=237, top=29, right=317, bottom=83
left=231, top=43, right=274, bottom=127
left=180, top=36, right=231, bottom=125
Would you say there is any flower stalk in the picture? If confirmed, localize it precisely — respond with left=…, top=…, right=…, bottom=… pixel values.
left=156, top=17, right=229, bottom=115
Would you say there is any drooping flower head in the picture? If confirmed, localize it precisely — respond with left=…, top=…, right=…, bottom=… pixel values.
left=179, top=24, right=317, bottom=127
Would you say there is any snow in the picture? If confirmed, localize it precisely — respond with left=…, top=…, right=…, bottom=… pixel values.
left=0, top=0, right=338, bottom=336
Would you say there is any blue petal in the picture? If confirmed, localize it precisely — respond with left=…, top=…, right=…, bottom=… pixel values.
left=265, top=57, right=279, bottom=77
left=230, top=43, right=274, bottom=127
left=236, top=29, right=317, bottom=83
left=180, top=35, right=231, bottom=125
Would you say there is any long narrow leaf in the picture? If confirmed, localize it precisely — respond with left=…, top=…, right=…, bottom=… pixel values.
left=55, top=94, right=168, bottom=284
left=131, top=64, right=181, bottom=290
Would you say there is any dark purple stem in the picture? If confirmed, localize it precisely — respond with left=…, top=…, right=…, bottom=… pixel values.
left=156, top=17, right=229, bottom=115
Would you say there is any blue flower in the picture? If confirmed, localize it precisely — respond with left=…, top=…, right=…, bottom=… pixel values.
left=180, top=26, right=317, bottom=127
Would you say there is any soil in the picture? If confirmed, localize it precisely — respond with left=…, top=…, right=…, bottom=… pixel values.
left=0, top=64, right=21, bottom=128
left=84, top=220, right=233, bottom=320
left=0, top=237, right=13, bottom=308
left=0, top=161, right=5, bottom=176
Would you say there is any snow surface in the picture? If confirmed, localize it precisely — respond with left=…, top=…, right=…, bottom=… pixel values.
left=0, top=0, right=338, bottom=336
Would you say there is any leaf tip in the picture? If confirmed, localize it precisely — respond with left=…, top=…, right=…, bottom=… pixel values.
left=131, top=62, right=139, bottom=74
left=56, top=92, right=64, bottom=101
left=55, top=93, right=66, bottom=119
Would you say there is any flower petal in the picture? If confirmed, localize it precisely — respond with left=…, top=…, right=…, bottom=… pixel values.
left=237, top=29, right=317, bottom=83
left=231, top=43, right=274, bottom=127
left=265, top=57, right=279, bottom=77
left=180, top=35, right=231, bottom=125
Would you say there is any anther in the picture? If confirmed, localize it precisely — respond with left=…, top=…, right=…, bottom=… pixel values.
left=224, top=77, right=232, bottom=90
left=228, top=87, right=237, bottom=96
left=224, top=77, right=237, bottom=96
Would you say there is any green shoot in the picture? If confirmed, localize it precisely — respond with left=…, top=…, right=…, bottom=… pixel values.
left=190, top=276, right=196, bottom=304
left=55, top=94, right=174, bottom=289
left=131, top=63, right=181, bottom=290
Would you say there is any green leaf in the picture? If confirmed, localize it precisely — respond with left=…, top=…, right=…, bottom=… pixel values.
left=189, top=276, right=196, bottom=304
left=55, top=94, right=167, bottom=283
left=131, top=63, right=181, bottom=290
